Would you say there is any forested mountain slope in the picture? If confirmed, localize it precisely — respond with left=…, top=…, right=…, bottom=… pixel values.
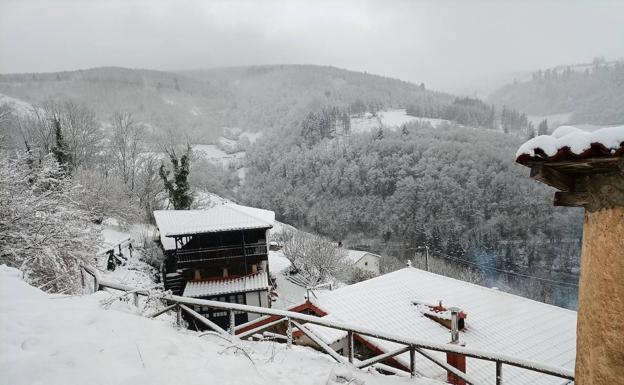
left=0, top=65, right=453, bottom=140
left=240, top=121, right=583, bottom=308
left=488, top=59, right=624, bottom=125
left=179, top=65, right=453, bottom=131
left=0, top=67, right=231, bottom=141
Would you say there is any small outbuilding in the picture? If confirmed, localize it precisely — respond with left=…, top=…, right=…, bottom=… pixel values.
left=516, top=125, right=624, bottom=385
left=345, top=249, right=381, bottom=276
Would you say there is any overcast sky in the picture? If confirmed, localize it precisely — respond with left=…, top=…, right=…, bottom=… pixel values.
left=1, top=0, right=623, bottom=94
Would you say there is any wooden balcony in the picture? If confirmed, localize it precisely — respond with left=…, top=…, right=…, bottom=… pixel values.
left=175, top=243, right=268, bottom=265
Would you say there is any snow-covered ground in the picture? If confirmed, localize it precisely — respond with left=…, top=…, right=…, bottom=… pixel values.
left=97, top=221, right=161, bottom=290
left=0, top=265, right=441, bottom=385
left=527, top=112, right=573, bottom=128
left=193, top=144, right=246, bottom=167
left=268, top=251, right=337, bottom=310
left=350, top=109, right=449, bottom=134
left=269, top=251, right=308, bottom=309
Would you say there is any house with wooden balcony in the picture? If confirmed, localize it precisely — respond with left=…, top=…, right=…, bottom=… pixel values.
left=153, top=203, right=275, bottom=329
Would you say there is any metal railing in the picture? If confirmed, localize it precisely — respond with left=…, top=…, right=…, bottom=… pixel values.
left=81, top=265, right=574, bottom=385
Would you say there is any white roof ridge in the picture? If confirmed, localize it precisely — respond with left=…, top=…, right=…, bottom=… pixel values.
left=226, top=204, right=274, bottom=226
left=153, top=204, right=275, bottom=243
left=414, top=267, right=578, bottom=314
left=329, top=267, right=576, bottom=315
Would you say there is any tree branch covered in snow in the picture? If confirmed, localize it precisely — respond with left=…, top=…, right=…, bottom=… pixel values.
left=0, top=151, right=100, bottom=293
left=279, top=230, right=346, bottom=285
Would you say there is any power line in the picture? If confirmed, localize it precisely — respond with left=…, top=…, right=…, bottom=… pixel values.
left=397, top=244, right=580, bottom=279
left=426, top=250, right=579, bottom=288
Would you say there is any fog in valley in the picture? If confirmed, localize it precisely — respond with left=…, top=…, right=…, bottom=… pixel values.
left=1, top=0, right=623, bottom=312
left=2, top=0, right=624, bottom=93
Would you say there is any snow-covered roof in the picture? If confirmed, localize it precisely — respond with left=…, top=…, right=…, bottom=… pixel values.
left=183, top=272, right=269, bottom=298
left=344, top=249, right=380, bottom=264
left=305, top=267, right=576, bottom=385
left=154, top=203, right=274, bottom=250
left=516, top=125, right=624, bottom=163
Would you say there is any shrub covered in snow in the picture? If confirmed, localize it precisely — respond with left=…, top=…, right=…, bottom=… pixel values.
left=0, top=151, right=100, bottom=293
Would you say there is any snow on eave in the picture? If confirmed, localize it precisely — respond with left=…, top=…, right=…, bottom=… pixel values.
left=183, top=272, right=269, bottom=298
left=515, top=125, right=624, bottom=164
left=153, top=203, right=274, bottom=239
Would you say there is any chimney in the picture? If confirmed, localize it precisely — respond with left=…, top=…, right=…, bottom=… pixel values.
left=446, top=307, right=467, bottom=385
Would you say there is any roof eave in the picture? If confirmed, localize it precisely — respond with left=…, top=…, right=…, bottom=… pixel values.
left=164, top=224, right=273, bottom=238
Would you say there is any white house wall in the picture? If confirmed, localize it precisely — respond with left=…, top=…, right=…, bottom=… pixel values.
left=246, top=290, right=269, bottom=321
left=355, top=254, right=380, bottom=275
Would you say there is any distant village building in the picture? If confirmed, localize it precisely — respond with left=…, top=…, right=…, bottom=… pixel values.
left=345, top=249, right=381, bottom=276
left=237, top=267, right=576, bottom=385
left=516, top=125, right=624, bottom=385
left=154, top=203, right=275, bottom=329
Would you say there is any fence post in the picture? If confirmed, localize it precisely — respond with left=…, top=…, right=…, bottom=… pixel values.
left=133, top=292, right=139, bottom=307
left=348, top=331, right=354, bottom=363
left=176, top=305, right=182, bottom=327
left=410, top=346, right=417, bottom=378
left=496, top=362, right=503, bottom=385
left=93, top=273, right=99, bottom=293
left=229, top=310, right=236, bottom=336
left=286, top=317, right=293, bottom=348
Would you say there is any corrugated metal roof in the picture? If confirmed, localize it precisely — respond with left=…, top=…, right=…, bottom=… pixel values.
left=183, top=272, right=269, bottom=298
left=516, top=125, right=624, bottom=164
left=153, top=203, right=274, bottom=250
left=305, top=267, right=576, bottom=385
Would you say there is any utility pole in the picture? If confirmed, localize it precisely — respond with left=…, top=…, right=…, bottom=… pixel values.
left=415, top=245, right=430, bottom=272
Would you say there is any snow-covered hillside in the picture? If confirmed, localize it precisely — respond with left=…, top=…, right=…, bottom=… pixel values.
left=350, top=109, right=449, bottom=134
left=0, top=265, right=441, bottom=385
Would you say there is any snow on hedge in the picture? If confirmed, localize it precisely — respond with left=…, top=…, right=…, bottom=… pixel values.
left=0, top=265, right=440, bottom=385
left=516, top=125, right=624, bottom=159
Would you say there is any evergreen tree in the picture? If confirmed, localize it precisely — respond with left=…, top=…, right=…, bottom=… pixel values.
left=538, top=119, right=549, bottom=136
left=159, top=145, right=193, bottom=210
left=51, top=115, right=72, bottom=173
left=374, top=127, right=384, bottom=140
left=526, top=122, right=536, bottom=140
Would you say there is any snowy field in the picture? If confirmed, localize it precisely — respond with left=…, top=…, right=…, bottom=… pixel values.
left=350, top=109, right=449, bottom=134
left=193, top=144, right=246, bottom=166
left=0, top=265, right=441, bottom=385
left=528, top=112, right=573, bottom=128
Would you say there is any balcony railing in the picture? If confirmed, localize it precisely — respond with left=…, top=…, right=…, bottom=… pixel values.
left=175, top=243, right=268, bottom=265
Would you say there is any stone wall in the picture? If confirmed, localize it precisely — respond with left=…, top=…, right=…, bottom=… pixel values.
left=575, top=206, right=624, bottom=385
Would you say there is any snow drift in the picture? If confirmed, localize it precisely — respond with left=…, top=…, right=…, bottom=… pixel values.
left=0, top=265, right=440, bottom=385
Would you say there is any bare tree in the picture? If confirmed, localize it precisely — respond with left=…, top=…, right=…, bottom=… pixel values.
left=61, top=100, right=102, bottom=169
left=135, top=153, right=164, bottom=222
left=280, top=230, right=346, bottom=284
left=110, top=111, right=144, bottom=193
